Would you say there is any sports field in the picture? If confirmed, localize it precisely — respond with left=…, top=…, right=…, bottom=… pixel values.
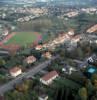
left=6, top=32, right=42, bottom=46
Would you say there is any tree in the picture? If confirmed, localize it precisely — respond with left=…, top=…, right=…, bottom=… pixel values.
left=91, top=74, right=97, bottom=83
left=85, top=79, right=94, bottom=95
left=0, top=59, right=6, bottom=66
left=15, top=81, right=30, bottom=92
left=29, top=91, right=38, bottom=100
left=78, top=87, right=88, bottom=100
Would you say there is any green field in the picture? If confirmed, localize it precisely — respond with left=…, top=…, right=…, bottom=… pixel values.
left=6, top=32, right=38, bottom=46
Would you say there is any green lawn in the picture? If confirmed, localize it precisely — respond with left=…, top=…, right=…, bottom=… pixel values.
left=6, top=32, right=38, bottom=46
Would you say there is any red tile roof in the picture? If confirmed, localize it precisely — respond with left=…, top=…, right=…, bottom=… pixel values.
left=87, top=24, right=97, bottom=33
left=35, top=45, right=43, bottom=50
left=41, top=71, right=58, bottom=81
left=0, top=96, right=4, bottom=100
left=25, top=56, right=36, bottom=63
left=10, top=67, right=21, bottom=73
left=72, top=35, right=81, bottom=39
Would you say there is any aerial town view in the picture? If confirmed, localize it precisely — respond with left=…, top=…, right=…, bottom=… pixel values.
left=1, top=0, right=97, bottom=100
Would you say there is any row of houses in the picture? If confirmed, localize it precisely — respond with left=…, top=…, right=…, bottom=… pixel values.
left=17, top=15, right=39, bottom=22
left=86, top=24, right=97, bottom=33
left=0, top=30, right=81, bottom=55
left=1, top=30, right=81, bottom=79
left=9, top=55, right=37, bottom=77
left=35, top=30, right=81, bottom=51
left=64, top=11, right=79, bottom=18
left=0, top=29, right=9, bottom=41
left=9, top=51, right=52, bottom=77
left=10, top=66, right=59, bottom=86
left=81, top=7, right=97, bottom=14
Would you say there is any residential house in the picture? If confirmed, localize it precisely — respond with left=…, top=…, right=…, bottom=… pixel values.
left=62, top=66, right=77, bottom=75
left=86, top=54, right=97, bottom=63
left=69, top=35, right=81, bottom=47
left=9, top=67, right=22, bottom=77
left=71, top=35, right=81, bottom=43
left=3, top=29, right=9, bottom=36
left=40, top=71, right=59, bottom=85
left=25, top=55, right=36, bottom=64
left=68, top=29, right=75, bottom=36
left=39, top=94, right=48, bottom=100
left=35, top=45, right=43, bottom=50
left=42, top=52, right=52, bottom=59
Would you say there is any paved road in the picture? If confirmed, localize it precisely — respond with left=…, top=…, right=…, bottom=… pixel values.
left=0, top=56, right=58, bottom=95
left=73, top=59, right=83, bottom=64
left=0, top=50, right=9, bottom=56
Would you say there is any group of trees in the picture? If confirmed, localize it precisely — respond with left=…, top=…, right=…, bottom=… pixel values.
left=68, top=13, right=97, bottom=34
left=17, top=18, right=53, bottom=32
left=45, top=36, right=97, bottom=100
left=5, top=89, right=38, bottom=100
left=47, top=77, right=81, bottom=100
left=78, top=73, right=97, bottom=100
left=4, top=79, right=39, bottom=100
left=47, top=73, right=97, bottom=100
left=54, top=39, right=97, bottom=61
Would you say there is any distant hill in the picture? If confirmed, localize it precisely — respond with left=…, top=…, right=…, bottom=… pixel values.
left=0, top=0, right=97, bottom=6
left=51, top=0, right=97, bottom=6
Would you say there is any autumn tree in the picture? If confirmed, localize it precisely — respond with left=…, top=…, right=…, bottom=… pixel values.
left=78, top=87, right=88, bottom=100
